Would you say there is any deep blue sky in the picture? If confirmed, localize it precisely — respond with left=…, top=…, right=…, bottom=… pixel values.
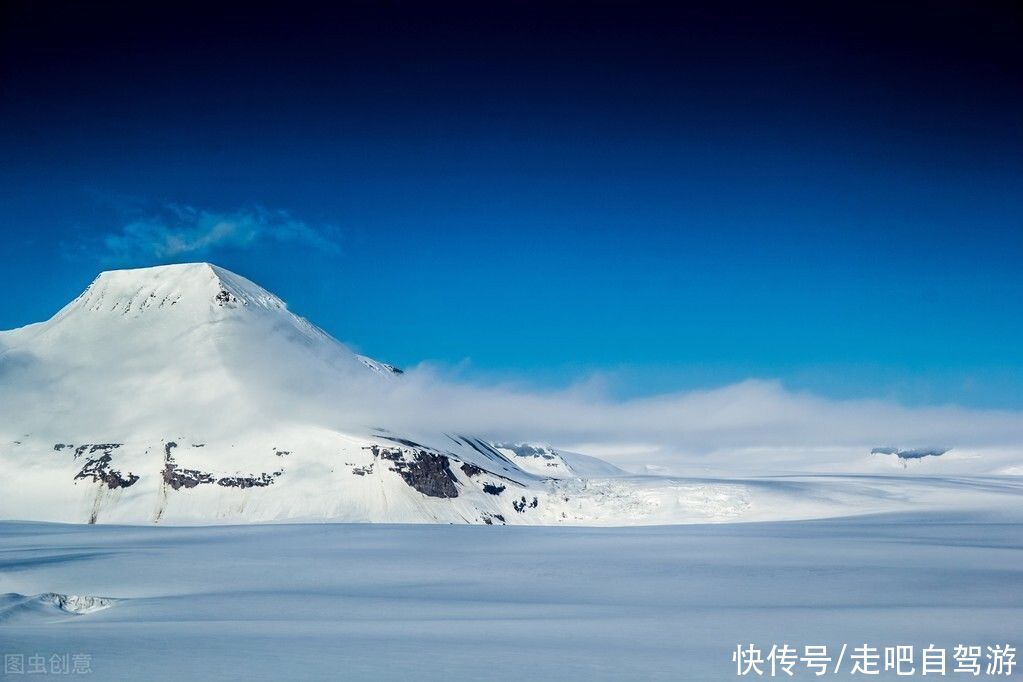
left=1, top=1, right=1021, bottom=406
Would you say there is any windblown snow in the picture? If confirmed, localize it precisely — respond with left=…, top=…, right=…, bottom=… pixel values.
left=1, top=263, right=1020, bottom=525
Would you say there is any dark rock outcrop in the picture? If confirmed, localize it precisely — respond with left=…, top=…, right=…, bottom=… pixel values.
left=162, top=442, right=282, bottom=490
left=367, top=444, right=460, bottom=498
left=162, top=442, right=215, bottom=490
left=513, top=496, right=539, bottom=513
left=460, top=462, right=484, bottom=477
left=216, top=472, right=281, bottom=488
left=214, top=289, right=239, bottom=306
left=74, top=453, right=140, bottom=489
left=64, top=443, right=123, bottom=461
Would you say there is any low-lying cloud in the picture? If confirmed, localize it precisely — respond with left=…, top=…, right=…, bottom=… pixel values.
left=325, top=366, right=1023, bottom=475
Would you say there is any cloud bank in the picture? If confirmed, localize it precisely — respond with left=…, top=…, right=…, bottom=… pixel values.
left=326, top=367, right=1023, bottom=476
left=73, top=202, right=339, bottom=263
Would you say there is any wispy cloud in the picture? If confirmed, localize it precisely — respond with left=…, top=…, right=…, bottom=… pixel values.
left=69, top=201, right=339, bottom=263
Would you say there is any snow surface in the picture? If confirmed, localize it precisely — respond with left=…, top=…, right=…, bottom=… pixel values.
left=0, top=512, right=1020, bottom=680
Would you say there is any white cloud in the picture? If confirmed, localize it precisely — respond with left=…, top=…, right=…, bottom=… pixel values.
left=77, top=203, right=339, bottom=263
left=326, top=367, right=1023, bottom=476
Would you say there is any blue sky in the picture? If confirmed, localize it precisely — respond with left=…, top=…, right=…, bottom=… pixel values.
left=1, top=1, right=1021, bottom=407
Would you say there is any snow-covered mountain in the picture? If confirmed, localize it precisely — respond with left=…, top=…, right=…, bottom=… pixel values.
left=0, top=263, right=750, bottom=525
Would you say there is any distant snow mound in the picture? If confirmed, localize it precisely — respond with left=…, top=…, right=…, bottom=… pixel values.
left=491, top=442, right=625, bottom=479
left=0, top=592, right=115, bottom=622
left=42, top=593, right=116, bottom=614
left=872, top=447, right=949, bottom=460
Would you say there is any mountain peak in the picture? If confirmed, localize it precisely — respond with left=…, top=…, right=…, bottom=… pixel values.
left=65, top=262, right=286, bottom=318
